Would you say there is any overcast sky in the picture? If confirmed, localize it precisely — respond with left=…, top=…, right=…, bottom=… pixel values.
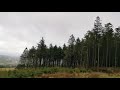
left=0, top=12, right=120, bottom=56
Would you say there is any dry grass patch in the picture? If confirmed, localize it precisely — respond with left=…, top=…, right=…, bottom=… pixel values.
left=0, top=68, right=15, bottom=71
left=36, top=72, right=120, bottom=78
left=37, top=72, right=75, bottom=78
left=35, top=72, right=102, bottom=78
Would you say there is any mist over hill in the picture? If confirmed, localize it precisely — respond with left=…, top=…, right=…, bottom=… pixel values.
left=0, top=55, right=19, bottom=66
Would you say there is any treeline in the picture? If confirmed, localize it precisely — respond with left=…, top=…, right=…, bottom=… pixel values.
left=17, top=16, right=120, bottom=69
left=0, top=65, right=16, bottom=68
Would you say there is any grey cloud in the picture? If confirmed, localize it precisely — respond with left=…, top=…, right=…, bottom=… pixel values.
left=0, top=12, right=120, bottom=56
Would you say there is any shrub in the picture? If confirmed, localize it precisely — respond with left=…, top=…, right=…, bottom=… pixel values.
left=80, top=68, right=88, bottom=73
left=74, top=68, right=80, bottom=73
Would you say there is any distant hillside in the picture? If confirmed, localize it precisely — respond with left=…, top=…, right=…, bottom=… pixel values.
left=0, top=55, right=19, bottom=66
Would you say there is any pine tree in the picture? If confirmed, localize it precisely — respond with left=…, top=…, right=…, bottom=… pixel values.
left=17, top=16, right=120, bottom=69
left=28, top=46, right=36, bottom=68
left=17, top=47, right=29, bottom=68
left=36, top=37, right=47, bottom=67
left=104, top=23, right=114, bottom=67
left=92, top=16, right=103, bottom=68
left=75, top=38, right=81, bottom=67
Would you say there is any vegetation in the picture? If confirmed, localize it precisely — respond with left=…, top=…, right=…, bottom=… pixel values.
left=1, top=16, right=120, bottom=78
left=0, top=68, right=14, bottom=78
left=1, top=67, right=120, bottom=78
left=17, top=16, right=120, bottom=69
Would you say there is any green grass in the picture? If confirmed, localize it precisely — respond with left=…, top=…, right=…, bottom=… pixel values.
left=7, top=67, right=89, bottom=78
left=1, top=67, right=120, bottom=78
left=0, top=71, right=9, bottom=78
left=0, top=68, right=14, bottom=78
left=6, top=67, right=104, bottom=78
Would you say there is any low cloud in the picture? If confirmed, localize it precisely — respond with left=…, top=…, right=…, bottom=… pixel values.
left=0, top=12, right=120, bottom=56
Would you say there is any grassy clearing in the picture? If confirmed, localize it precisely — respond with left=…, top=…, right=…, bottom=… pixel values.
left=0, top=68, right=15, bottom=71
left=35, top=72, right=120, bottom=78
left=0, top=68, right=14, bottom=78
left=1, top=67, right=120, bottom=78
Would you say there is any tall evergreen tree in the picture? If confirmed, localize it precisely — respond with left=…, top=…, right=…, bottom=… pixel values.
left=28, top=46, right=36, bottom=68
left=17, top=16, right=120, bottom=69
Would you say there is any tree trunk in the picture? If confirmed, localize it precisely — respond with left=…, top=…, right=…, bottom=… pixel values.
left=97, top=44, right=100, bottom=70
left=94, top=44, right=96, bottom=67
left=81, top=47, right=83, bottom=67
left=115, top=40, right=117, bottom=68
left=87, top=47, right=89, bottom=68
left=106, top=39, right=108, bottom=68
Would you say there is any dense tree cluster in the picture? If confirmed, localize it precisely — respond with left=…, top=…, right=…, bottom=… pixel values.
left=17, top=16, right=120, bottom=69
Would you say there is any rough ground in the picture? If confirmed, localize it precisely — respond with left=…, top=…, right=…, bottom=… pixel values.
left=36, top=72, right=120, bottom=78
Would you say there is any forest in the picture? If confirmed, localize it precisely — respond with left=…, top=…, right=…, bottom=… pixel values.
left=17, top=16, right=120, bottom=69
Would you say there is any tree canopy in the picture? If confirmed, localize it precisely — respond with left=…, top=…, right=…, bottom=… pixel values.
left=17, top=16, right=120, bottom=69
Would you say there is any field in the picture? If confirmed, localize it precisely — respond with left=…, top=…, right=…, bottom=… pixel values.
left=1, top=67, right=120, bottom=78
left=0, top=68, right=15, bottom=78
